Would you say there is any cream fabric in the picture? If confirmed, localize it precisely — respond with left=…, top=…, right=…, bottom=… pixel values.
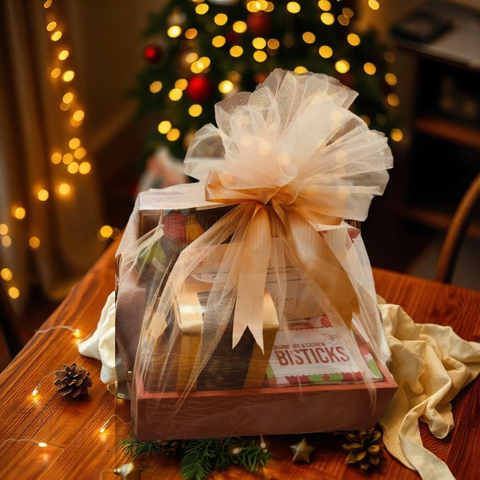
left=81, top=293, right=480, bottom=480
left=379, top=302, right=480, bottom=480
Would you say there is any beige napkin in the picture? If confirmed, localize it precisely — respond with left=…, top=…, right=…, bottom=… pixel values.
left=378, top=302, right=480, bottom=480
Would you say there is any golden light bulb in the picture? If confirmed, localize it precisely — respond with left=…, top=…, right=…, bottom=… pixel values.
left=364, top=62, right=376, bottom=75
left=63, top=70, right=75, bottom=83
left=74, top=329, right=81, bottom=338
left=1, top=268, right=13, bottom=281
left=253, top=50, right=267, bottom=62
left=230, top=46, right=243, bottom=58
left=99, top=225, right=113, bottom=239
left=252, top=37, right=267, bottom=49
left=37, top=189, right=49, bottom=201
left=29, top=237, right=41, bottom=249
left=321, top=13, right=334, bottom=25
left=63, top=92, right=74, bottom=104
left=32, top=388, right=39, bottom=397
left=58, top=183, right=71, bottom=196
left=51, top=31, right=62, bottom=41
left=67, top=162, right=79, bottom=174
left=79, top=162, right=91, bottom=175
left=335, top=60, right=350, bottom=74
left=391, top=128, right=403, bottom=142
left=167, top=26, right=182, bottom=38
left=368, top=0, right=380, bottom=10
left=233, top=21, right=247, bottom=34
left=214, top=13, right=228, bottom=26
left=185, top=28, right=197, bottom=40
left=319, top=45, right=333, bottom=58
left=8, top=287, right=20, bottom=299
left=195, top=3, right=209, bottom=15
left=188, top=104, right=203, bottom=117
left=168, top=89, right=183, bottom=101
left=51, top=152, right=62, bottom=164
left=69, top=137, right=81, bottom=149
left=212, top=36, right=226, bottom=48
left=267, top=38, right=280, bottom=50
left=149, top=81, right=162, bottom=93
left=166, top=128, right=180, bottom=142
left=51, top=68, right=61, bottom=79
left=219, top=80, right=234, bottom=94
left=158, top=121, right=172, bottom=134
left=318, top=0, right=331, bottom=11
left=38, top=442, right=48, bottom=448
left=73, top=110, right=85, bottom=121
left=46, top=21, right=57, bottom=31
left=74, top=147, right=87, bottom=159
left=246, top=1, right=258, bottom=12
left=62, top=153, right=73, bottom=165
left=14, top=207, right=26, bottom=220
left=347, top=33, right=360, bottom=46
left=302, top=32, right=316, bottom=44
left=287, top=1, right=301, bottom=13
left=58, top=50, right=70, bottom=61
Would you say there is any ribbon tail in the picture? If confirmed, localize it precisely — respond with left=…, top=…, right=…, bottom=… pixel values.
left=232, top=206, right=271, bottom=352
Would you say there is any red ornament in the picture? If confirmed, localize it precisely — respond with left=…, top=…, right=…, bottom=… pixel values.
left=143, top=44, right=162, bottom=63
left=247, top=12, right=272, bottom=36
left=186, top=75, right=213, bottom=103
left=225, top=31, right=239, bottom=45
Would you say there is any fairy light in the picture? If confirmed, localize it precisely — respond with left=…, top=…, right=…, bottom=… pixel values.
left=158, top=121, right=172, bottom=134
left=253, top=51, right=267, bottom=62
left=51, top=68, right=61, bottom=78
left=68, top=137, right=80, bottom=149
left=51, top=31, right=62, bottom=41
left=0, top=439, right=48, bottom=450
left=319, top=45, right=333, bottom=58
left=99, top=414, right=131, bottom=434
left=73, top=110, right=85, bottom=121
left=219, top=80, right=234, bottom=94
left=37, top=189, right=49, bottom=201
left=231, top=447, right=241, bottom=455
left=195, top=3, right=209, bottom=15
left=214, top=13, right=228, bottom=26
left=188, top=104, right=203, bottom=117
left=149, top=81, right=162, bottom=93
left=212, top=36, right=226, bottom=48
left=185, top=52, right=198, bottom=64
left=0, top=224, right=8, bottom=235
left=79, top=162, right=91, bottom=175
left=62, top=70, right=75, bottom=82
left=391, top=128, right=403, bottom=142
left=36, top=325, right=81, bottom=337
left=347, top=33, right=360, bottom=46
left=287, top=2, right=301, bottom=14
left=58, top=183, right=71, bottom=196
left=318, top=0, right=331, bottom=11
left=364, top=62, right=376, bottom=75
left=99, top=225, right=113, bottom=239
left=67, top=162, right=79, bottom=174
left=46, top=21, right=57, bottom=31
left=63, top=92, right=73, bottom=103
left=302, top=32, right=316, bottom=44
left=29, top=237, right=41, bottom=249
left=294, top=66, right=308, bottom=74
left=252, top=37, right=266, bottom=49
left=31, top=369, right=64, bottom=397
left=168, top=89, right=183, bottom=101
left=167, top=26, right=182, bottom=38
left=230, top=46, right=243, bottom=58
left=233, top=21, right=247, bottom=34
left=58, top=49, right=69, bottom=60
left=13, top=207, right=26, bottom=220
left=167, top=128, right=180, bottom=142
left=63, top=153, right=73, bottom=164
left=320, top=13, right=334, bottom=25
left=385, top=73, right=397, bottom=86
left=51, top=152, right=61, bottom=164
left=335, top=60, right=350, bottom=74
left=183, top=28, right=197, bottom=41
left=267, top=38, right=280, bottom=50
left=246, top=1, right=258, bottom=13
left=44, top=0, right=52, bottom=7
left=388, top=93, right=400, bottom=107
left=175, top=79, right=188, bottom=91
left=343, top=7, right=354, bottom=18
left=368, top=0, right=380, bottom=10
left=260, top=435, right=266, bottom=449
left=8, top=287, right=19, bottom=299
left=1, top=268, right=13, bottom=281
left=74, top=147, right=87, bottom=159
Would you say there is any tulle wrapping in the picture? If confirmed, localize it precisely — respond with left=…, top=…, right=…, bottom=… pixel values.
left=116, top=70, right=394, bottom=438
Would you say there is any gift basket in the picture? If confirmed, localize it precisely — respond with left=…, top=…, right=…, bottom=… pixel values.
left=116, top=70, right=396, bottom=441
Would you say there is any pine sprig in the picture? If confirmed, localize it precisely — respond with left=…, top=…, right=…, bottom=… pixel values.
left=120, top=432, right=185, bottom=458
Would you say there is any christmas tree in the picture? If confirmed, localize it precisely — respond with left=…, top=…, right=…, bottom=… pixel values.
left=134, top=0, right=399, bottom=161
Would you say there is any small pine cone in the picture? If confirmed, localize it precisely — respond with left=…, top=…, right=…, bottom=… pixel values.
left=343, top=428, right=384, bottom=471
left=54, top=363, right=93, bottom=398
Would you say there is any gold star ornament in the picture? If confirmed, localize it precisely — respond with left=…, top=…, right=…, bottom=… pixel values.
left=290, top=438, right=315, bottom=463
left=113, top=463, right=149, bottom=480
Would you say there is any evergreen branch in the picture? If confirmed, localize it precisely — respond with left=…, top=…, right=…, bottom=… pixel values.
left=120, top=432, right=185, bottom=458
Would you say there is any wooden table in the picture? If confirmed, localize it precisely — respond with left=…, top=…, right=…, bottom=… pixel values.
left=0, top=240, right=478, bottom=480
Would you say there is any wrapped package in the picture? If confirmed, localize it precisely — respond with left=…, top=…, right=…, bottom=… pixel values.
left=116, top=70, right=396, bottom=440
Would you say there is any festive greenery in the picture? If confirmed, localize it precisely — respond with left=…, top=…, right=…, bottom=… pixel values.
left=134, top=0, right=399, bottom=162
left=121, top=434, right=270, bottom=480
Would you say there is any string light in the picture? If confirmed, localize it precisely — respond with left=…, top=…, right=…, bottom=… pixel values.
left=233, top=21, right=247, bottom=34
left=267, top=38, right=280, bottom=50
left=69, top=137, right=81, bottom=149
left=58, top=183, right=71, bottom=196
left=188, top=104, right=203, bottom=117
left=214, top=14, right=228, bottom=26
left=51, top=31, right=62, bottom=41
left=219, top=80, right=234, bottom=94
left=67, top=162, right=79, bottom=174
left=253, top=51, right=267, bottom=62
left=319, top=45, right=333, bottom=58
left=51, top=68, right=61, bottom=78
left=343, top=7, right=354, bottom=18
left=51, top=152, right=62, bottom=164
left=287, top=2, right=301, bottom=14
left=252, top=37, right=266, bottom=49
left=149, top=81, right=162, bottom=93
left=1, top=268, right=13, bottom=281
left=368, top=0, right=380, bottom=10
left=13, top=207, right=26, bottom=220
left=37, top=189, right=49, bottom=201
left=98, top=414, right=131, bottom=434
left=46, top=21, right=57, bottom=31
left=99, top=225, right=113, bottom=239
left=231, top=447, right=241, bottom=455
left=385, top=73, right=397, bottom=86
left=321, top=13, right=334, bottom=25
left=73, top=110, right=85, bottom=121
left=0, top=439, right=48, bottom=450
left=364, top=62, right=376, bottom=75
left=62, top=70, right=75, bottom=82
left=63, top=153, right=73, bottom=164
left=167, top=26, right=182, bottom=38
left=391, top=128, right=403, bottom=142
left=44, top=0, right=52, bottom=7
left=230, top=46, right=243, bottom=58
left=347, top=33, right=360, bottom=46
left=2, top=236, right=12, bottom=247
left=74, top=147, right=87, bottom=159
left=195, top=3, right=209, bottom=15
left=29, top=237, right=41, bottom=249
left=168, top=88, right=183, bottom=101
left=35, top=325, right=81, bottom=337
left=338, top=15, right=350, bottom=26
left=8, top=287, right=19, bottom=299
left=260, top=435, right=266, bottom=449
left=79, top=161, right=91, bottom=174
left=302, top=32, right=316, bottom=44
left=185, top=52, right=198, bottom=64
left=294, top=66, right=308, bottom=74
left=387, top=93, right=400, bottom=107
left=175, top=79, right=188, bottom=91
left=167, top=128, right=180, bottom=142
left=31, top=369, right=64, bottom=397
left=63, top=92, right=73, bottom=103
left=0, top=224, right=8, bottom=235
left=158, top=121, right=172, bottom=134
left=58, top=49, right=69, bottom=60
left=335, top=60, right=350, bottom=74
left=318, top=0, right=331, bottom=11
left=212, top=36, right=226, bottom=48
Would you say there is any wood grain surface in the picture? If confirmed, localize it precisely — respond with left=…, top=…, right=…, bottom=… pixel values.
left=0, top=240, right=478, bottom=480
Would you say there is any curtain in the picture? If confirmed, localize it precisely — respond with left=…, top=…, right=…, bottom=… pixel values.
left=0, top=0, right=104, bottom=315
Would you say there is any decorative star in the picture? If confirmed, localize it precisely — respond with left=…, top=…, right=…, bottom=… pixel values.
left=113, top=463, right=149, bottom=480
left=290, top=438, right=315, bottom=464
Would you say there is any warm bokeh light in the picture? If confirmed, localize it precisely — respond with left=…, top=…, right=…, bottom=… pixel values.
left=63, top=70, right=75, bottom=82
left=167, top=128, right=180, bottom=142
left=360, top=114, right=371, bottom=126
left=46, top=21, right=57, bottom=31
left=388, top=93, right=400, bottom=107
left=318, top=0, right=331, bottom=11
left=51, top=152, right=62, bottom=164
left=233, top=21, right=247, bottom=34
left=343, top=7, right=354, bottom=18
left=338, top=14, right=350, bottom=26
left=63, top=92, right=74, bottom=103
left=37, top=189, right=49, bottom=201
left=68, top=162, right=79, bottom=174
left=58, top=183, right=71, bottom=196
left=385, top=73, right=398, bottom=86
left=175, top=79, right=188, bottom=91
left=158, top=121, right=172, bottom=134
left=58, top=49, right=69, bottom=60
left=188, top=104, right=203, bottom=117
left=253, top=50, right=267, bottom=62
left=185, top=28, right=197, bottom=40
left=1, top=236, right=12, bottom=247
left=8, top=287, right=20, bottom=299
left=74, top=147, right=87, bottom=160
left=169, top=88, right=183, bottom=101
left=51, top=68, right=61, bottom=79
left=347, top=33, right=360, bottom=46
left=319, top=45, right=333, bottom=58
left=69, top=137, right=81, bottom=149
left=0, top=224, right=8, bottom=235
left=214, top=14, right=228, bottom=26
left=368, top=0, right=380, bottom=10
left=287, top=2, right=301, bottom=14
left=320, top=13, right=334, bottom=25
left=167, top=26, right=182, bottom=38
left=1, top=268, right=13, bottom=281
left=252, top=37, right=267, bottom=49
left=294, top=66, right=307, bottom=74
left=99, top=225, right=113, bottom=239
left=13, top=207, right=26, bottom=220
left=79, top=162, right=91, bottom=175
left=364, top=62, right=376, bottom=75
left=302, top=32, right=316, bottom=44
left=51, top=31, right=62, bottom=42
left=230, top=46, right=243, bottom=58
left=385, top=52, right=396, bottom=63
left=267, top=39, right=280, bottom=50
left=335, top=60, right=350, bottom=74
left=149, top=81, right=163, bottom=93
left=219, top=80, right=234, bottom=94
left=29, top=237, right=41, bottom=249
left=63, top=153, right=73, bottom=165
left=195, top=3, right=209, bottom=15
left=73, top=110, right=85, bottom=121
left=391, top=128, right=403, bottom=142
left=212, top=36, right=226, bottom=48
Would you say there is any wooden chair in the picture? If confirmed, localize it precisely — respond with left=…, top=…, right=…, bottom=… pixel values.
left=0, top=283, right=22, bottom=370
left=435, top=174, right=480, bottom=284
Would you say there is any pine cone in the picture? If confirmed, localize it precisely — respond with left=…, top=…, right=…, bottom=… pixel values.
left=54, top=363, right=93, bottom=398
left=343, top=428, right=384, bottom=471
